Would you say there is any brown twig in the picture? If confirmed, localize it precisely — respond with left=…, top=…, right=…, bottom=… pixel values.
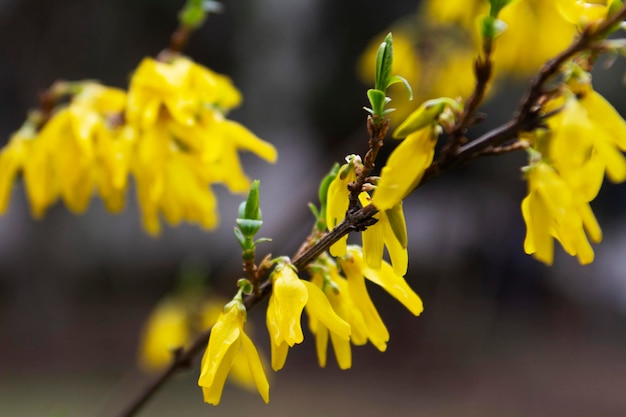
left=348, top=116, right=389, bottom=212
left=439, top=27, right=494, bottom=167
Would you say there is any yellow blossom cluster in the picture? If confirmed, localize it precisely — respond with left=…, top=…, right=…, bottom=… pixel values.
left=197, top=248, right=423, bottom=405
left=522, top=76, right=626, bottom=265
left=0, top=56, right=277, bottom=235
left=308, top=248, right=423, bottom=368
left=198, top=246, right=423, bottom=405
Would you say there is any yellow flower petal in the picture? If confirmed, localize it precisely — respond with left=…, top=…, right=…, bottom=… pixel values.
left=138, top=300, right=189, bottom=372
left=198, top=307, right=243, bottom=405
left=240, top=332, right=270, bottom=404
left=355, top=250, right=423, bottom=316
left=372, top=126, right=437, bottom=211
left=329, top=331, right=352, bottom=370
left=0, top=134, right=27, bottom=214
left=271, top=265, right=308, bottom=346
left=340, top=253, right=389, bottom=352
left=313, top=323, right=329, bottom=368
left=302, top=280, right=351, bottom=341
left=326, top=162, right=356, bottom=257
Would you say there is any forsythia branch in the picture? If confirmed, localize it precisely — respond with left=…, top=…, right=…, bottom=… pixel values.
left=113, top=4, right=626, bottom=417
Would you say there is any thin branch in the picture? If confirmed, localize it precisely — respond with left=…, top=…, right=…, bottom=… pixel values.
left=348, top=116, right=389, bottom=212
left=439, top=26, right=495, bottom=166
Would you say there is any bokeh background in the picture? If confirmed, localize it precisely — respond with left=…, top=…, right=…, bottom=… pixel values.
left=2, top=1, right=626, bottom=416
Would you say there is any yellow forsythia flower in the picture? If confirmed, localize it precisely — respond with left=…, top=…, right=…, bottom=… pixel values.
left=266, top=261, right=350, bottom=371
left=138, top=294, right=269, bottom=400
left=372, top=126, right=438, bottom=211
left=325, top=156, right=358, bottom=257
left=198, top=298, right=269, bottom=405
left=522, top=161, right=602, bottom=265
left=336, top=246, right=423, bottom=352
left=495, top=1, right=575, bottom=75
left=0, top=56, right=277, bottom=236
left=308, top=250, right=422, bottom=368
left=127, top=56, right=277, bottom=235
left=138, top=299, right=190, bottom=372
left=308, top=255, right=359, bottom=369
left=0, top=127, right=31, bottom=215
left=547, top=90, right=626, bottom=192
left=0, top=83, right=128, bottom=218
left=556, top=0, right=620, bottom=29
left=359, top=193, right=408, bottom=276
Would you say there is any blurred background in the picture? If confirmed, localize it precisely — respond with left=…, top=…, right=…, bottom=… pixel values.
left=2, top=0, right=626, bottom=416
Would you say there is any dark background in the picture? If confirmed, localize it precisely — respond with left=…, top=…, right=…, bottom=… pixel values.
left=1, top=1, right=626, bottom=416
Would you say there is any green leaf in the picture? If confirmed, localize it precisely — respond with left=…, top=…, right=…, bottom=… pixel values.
left=319, top=163, right=339, bottom=208
left=488, top=0, right=513, bottom=17
left=309, top=203, right=320, bottom=219
left=386, top=75, right=413, bottom=101
left=481, top=16, right=507, bottom=39
left=236, top=218, right=263, bottom=237
left=234, top=227, right=246, bottom=248
left=178, top=0, right=223, bottom=29
left=243, top=180, right=261, bottom=220
left=375, top=33, right=394, bottom=91
left=367, top=88, right=387, bottom=118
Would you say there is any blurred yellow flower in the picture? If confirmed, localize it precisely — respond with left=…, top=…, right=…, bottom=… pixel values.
left=557, top=0, right=618, bottom=29
left=127, top=56, right=277, bottom=235
left=522, top=160, right=601, bottom=265
left=0, top=127, right=33, bottom=215
left=358, top=0, right=576, bottom=120
left=138, top=299, right=190, bottom=372
left=0, top=55, right=277, bottom=236
left=198, top=297, right=269, bottom=405
left=547, top=89, right=626, bottom=192
left=0, top=83, right=128, bottom=218
left=138, top=294, right=269, bottom=399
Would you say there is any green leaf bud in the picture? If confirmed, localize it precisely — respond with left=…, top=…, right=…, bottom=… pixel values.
left=367, top=89, right=388, bottom=119
left=233, top=227, right=247, bottom=249
left=393, top=98, right=459, bottom=138
left=375, top=33, right=394, bottom=92
left=481, top=16, right=508, bottom=40
left=236, top=218, right=264, bottom=238
left=488, top=0, right=513, bottom=17
left=386, top=74, right=413, bottom=101
left=243, top=180, right=261, bottom=221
